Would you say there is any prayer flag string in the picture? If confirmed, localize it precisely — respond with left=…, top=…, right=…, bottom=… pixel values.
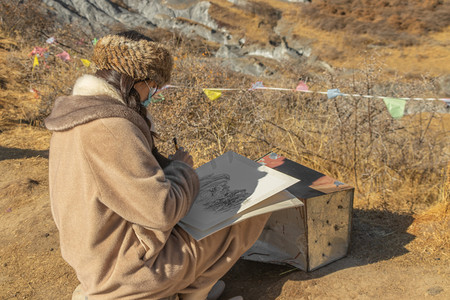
left=28, top=38, right=448, bottom=119
left=158, top=81, right=448, bottom=119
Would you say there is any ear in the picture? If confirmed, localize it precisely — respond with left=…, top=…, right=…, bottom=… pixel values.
left=133, top=81, right=148, bottom=102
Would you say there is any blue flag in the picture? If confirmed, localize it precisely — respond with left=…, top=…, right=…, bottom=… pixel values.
left=327, top=89, right=343, bottom=99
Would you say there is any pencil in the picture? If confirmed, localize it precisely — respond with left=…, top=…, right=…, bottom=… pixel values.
left=173, top=137, right=179, bottom=151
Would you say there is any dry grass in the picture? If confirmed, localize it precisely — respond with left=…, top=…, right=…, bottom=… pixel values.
left=1, top=17, right=448, bottom=213
left=208, top=0, right=285, bottom=46
left=0, top=4, right=449, bottom=299
left=147, top=43, right=449, bottom=212
left=207, top=0, right=450, bottom=78
left=408, top=200, right=450, bottom=261
left=301, top=0, right=450, bottom=38
left=0, top=0, right=51, bottom=41
left=279, top=17, right=450, bottom=77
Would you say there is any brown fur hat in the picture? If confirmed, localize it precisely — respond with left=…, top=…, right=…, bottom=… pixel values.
left=92, top=33, right=173, bottom=86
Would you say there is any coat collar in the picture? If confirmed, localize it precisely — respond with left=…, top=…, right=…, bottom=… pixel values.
left=72, top=74, right=124, bottom=104
left=44, top=75, right=153, bottom=143
left=70, top=74, right=157, bottom=133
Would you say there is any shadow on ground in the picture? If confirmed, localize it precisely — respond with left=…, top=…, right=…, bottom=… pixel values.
left=0, top=146, right=49, bottom=161
left=221, top=209, right=415, bottom=300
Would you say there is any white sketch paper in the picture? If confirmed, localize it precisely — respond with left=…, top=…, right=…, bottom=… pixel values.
left=180, top=151, right=300, bottom=233
left=179, top=189, right=304, bottom=240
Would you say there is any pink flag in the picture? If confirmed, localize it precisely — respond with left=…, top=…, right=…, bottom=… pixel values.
left=295, top=81, right=309, bottom=91
left=29, top=47, right=48, bottom=57
left=56, top=51, right=71, bottom=62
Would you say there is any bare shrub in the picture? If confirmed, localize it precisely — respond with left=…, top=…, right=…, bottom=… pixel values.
left=150, top=48, right=449, bottom=212
left=2, top=17, right=447, bottom=213
left=1, top=25, right=94, bottom=124
left=0, top=0, right=54, bottom=42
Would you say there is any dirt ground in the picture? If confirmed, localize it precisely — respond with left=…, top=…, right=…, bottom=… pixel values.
left=0, top=123, right=449, bottom=300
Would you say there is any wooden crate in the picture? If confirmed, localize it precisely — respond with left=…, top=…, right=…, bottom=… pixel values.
left=242, top=153, right=354, bottom=271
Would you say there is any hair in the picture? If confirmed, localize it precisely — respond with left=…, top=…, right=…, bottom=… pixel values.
left=94, top=30, right=156, bottom=131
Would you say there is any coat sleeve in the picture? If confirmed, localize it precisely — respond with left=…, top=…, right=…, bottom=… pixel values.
left=79, top=118, right=199, bottom=231
left=152, top=146, right=172, bottom=169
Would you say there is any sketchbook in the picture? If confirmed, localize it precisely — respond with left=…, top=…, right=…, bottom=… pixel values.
left=178, top=151, right=302, bottom=240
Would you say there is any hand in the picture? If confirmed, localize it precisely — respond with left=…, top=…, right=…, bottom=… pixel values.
left=169, top=147, right=194, bottom=167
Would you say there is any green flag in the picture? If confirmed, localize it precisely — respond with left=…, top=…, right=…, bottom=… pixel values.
left=383, top=97, right=406, bottom=119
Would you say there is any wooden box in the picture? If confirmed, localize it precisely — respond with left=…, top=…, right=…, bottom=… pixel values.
left=242, top=153, right=354, bottom=271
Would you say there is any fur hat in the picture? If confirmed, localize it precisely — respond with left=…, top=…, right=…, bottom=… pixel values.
left=92, top=33, right=173, bottom=86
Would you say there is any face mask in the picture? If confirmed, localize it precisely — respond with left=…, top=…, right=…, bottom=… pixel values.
left=143, top=81, right=158, bottom=108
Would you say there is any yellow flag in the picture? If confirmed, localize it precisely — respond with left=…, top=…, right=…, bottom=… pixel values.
left=33, top=55, right=39, bottom=69
left=203, top=89, right=222, bottom=101
left=80, top=58, right=91, bottom=67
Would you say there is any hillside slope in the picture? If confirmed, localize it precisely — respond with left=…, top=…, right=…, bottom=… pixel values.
left=0, top=2, right=449, bottom=299
left=38, top=0, right=450, bottom=82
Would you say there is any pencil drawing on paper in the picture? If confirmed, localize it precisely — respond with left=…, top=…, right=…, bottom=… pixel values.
left=197, top=173, right=251, bottom=214
left=180, top=151, right=300, bottom=233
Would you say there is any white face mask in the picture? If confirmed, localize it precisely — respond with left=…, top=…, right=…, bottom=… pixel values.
left=143, top=81, right=158, bottom=108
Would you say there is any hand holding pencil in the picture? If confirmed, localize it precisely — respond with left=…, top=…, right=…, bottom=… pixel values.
left=169, top=137, right=193, bottom=167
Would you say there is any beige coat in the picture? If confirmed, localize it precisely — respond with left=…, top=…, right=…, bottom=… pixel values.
left=45, top=75, right=270, bottom=299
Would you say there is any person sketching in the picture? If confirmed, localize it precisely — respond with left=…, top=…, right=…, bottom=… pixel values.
left=45, top=30, right=270, bottom=300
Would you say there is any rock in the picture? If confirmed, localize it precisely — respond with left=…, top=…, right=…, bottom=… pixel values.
left=244, top=37, right=308, bottom=61
left=221, top=57, right=269, bottom=77
left=274, top=16, right=313, bottom=57
left=43, top=0, right=227, bottom=41
left=216, top=45, right=243, bottom=59
left=41, top=0, right=318, bottom=78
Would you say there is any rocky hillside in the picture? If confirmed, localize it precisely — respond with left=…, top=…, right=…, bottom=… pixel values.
left=41, top=0, right=314, bottom=77
left=13, top=0, right=450, bottom=90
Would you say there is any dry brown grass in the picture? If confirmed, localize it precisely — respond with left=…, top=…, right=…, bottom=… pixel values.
left=280, top=17, right=450, bottom=78
left=301, top=0, right=450, bottom=38
left=208, top=0, right=283, bottom=46
left=1, top=19, right=448, bottom=213
left=408, top=200, right=450, bottom=261
left=146, top=42, right=449, bottom=212
left=1, top=6, right=449, bottom=300
left=206, top=0, right=450, bottom=78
